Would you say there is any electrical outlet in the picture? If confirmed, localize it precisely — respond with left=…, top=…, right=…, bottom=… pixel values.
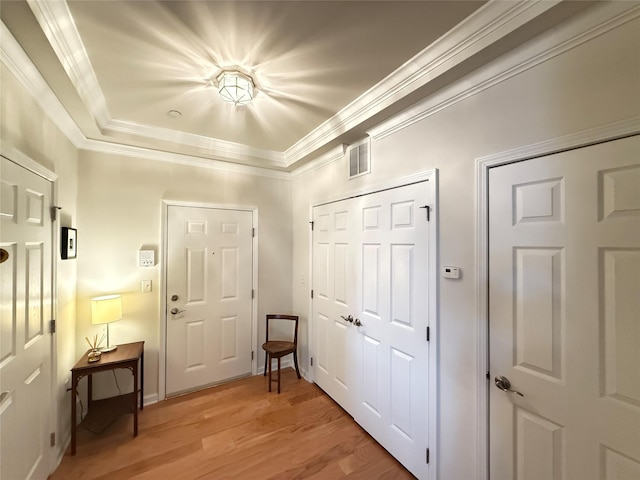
left=141, top=280, right=152, bottom=293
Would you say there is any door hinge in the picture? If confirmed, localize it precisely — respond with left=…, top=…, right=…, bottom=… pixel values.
left=419, top=205, right=431, bottom=221
left=310, top=290, right=314, bottom=299
left=310, top=357, right=313, bottom=366
left=50, top=206, right=62, bottom=221
left=251, top=289, right=255, bottom=299
left=50, top=432, right=56, bottom=447
left=251, top=351, right=254, bottom=360
left=49, top=319, right=56, bottom=334
left=426, top=326, right=430, bottom=342
left=252, top=228, right=255, bottom=238
left=309, top=221, right=314, bottom=231
left=426, top=448, right=430, bottom=464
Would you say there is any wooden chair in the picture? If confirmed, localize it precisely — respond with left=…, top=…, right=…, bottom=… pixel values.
left=262, top=314, right=301, bottom=393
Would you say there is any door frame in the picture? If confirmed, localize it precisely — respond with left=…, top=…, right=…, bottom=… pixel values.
left=159, top=200, right=258, bottom=401
left=1, top=145, right=59, bottom=474
left=475, top=117, right=640, bottom=480
left=308, top=169, right=439, bottom=477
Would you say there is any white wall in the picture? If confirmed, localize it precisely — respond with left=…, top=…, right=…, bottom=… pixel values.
left=291, top=7, right=640, bottom=480
left=75, top=151, right=293, bottom=400
left=1, top=64, right=79, bottom=463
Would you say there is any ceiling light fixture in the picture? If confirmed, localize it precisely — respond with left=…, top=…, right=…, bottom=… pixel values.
left=217, top=70, right=254, bottom=106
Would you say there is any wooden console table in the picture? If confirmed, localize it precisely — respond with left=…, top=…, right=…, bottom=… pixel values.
left=70, top=341, right=144, bottom=455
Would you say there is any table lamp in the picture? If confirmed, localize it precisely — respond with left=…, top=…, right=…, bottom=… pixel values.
left=91, top=294, right=122, bottom=352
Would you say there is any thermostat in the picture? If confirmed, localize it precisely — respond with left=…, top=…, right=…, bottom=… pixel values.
left=442, top=266, right=461, bottom=279
left=139, top=250, right=155, bottom=267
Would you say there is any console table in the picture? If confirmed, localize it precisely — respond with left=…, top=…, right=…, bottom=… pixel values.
left=70, top=341, right=144, bottom=455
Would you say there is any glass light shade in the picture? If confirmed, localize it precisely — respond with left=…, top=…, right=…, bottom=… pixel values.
left=217, top=71, right=254, bottom=105
left=91, top=295, right=122, bottom=325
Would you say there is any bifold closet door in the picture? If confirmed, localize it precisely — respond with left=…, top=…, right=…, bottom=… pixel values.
left=312, top=180, right=432, bottom=479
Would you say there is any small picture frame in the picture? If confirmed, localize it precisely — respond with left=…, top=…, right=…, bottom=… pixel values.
left=61, top=227, right=77, bottom=259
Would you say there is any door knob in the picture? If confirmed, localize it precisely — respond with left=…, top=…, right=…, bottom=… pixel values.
left=494, top=375, right=524, bottom=396
left=354, top=318, right=363, bottom=327
left=341, top=315, right=354, bottom=323
left=170, top=307, right=186, bottom=315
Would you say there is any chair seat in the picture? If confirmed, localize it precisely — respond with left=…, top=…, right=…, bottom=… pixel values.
left=262, top=341, right=295, bottom=357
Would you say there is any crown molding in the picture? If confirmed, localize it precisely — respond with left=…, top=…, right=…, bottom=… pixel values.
left=81, top=138, right=290, bottom=180
left=27, top=0, right=110, bottom=128
left=367, top=1, right=640, bottom=141
left=283, top=0, right=562, bottom=166
left=0, top=20, right=85, bottom=149
left=290, top=144, right=346, bottom=180
left=26, top=0, right=563, bottom=169
left=104, top=118, right=287, bottom=168
left=1, top=20, right=289, bottom=180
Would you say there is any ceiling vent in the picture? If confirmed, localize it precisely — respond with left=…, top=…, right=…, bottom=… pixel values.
left=347, top=137, right=371, bottom=179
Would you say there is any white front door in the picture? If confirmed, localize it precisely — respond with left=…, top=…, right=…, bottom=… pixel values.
left=312, top=179, right=433, bottom=479
left=166, top=205, right=253, bottom=396
left=0, top=156, right=52, bottom=480
left=489, top=136, right=640, bottom=479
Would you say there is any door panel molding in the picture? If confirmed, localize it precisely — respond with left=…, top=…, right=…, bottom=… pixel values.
left=309, top=169, right=438, bottom=479
left=476, top=119, right=640, bottom=480
left=159, top=200, right=258, bottom=400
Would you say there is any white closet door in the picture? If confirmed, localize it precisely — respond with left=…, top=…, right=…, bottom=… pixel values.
left=312, top=179, right=433, bottom=479
left=312, top=201, right=359, bottom=414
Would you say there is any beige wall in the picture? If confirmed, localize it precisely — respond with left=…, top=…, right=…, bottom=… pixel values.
left=75, top=151, right=293, bottom=399
left=291, top=11, right=640, bottom=480
left=1, top=64, right=79, bottom=461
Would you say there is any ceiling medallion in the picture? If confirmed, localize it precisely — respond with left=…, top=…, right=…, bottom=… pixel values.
left=217, top=70, right=254, bottom=106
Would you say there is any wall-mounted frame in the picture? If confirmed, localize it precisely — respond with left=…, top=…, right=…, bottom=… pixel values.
left=61, top=227, right=77, bottom=259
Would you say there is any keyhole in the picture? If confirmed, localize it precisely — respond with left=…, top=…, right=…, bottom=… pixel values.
left=171, top=294, right=179, bottom=301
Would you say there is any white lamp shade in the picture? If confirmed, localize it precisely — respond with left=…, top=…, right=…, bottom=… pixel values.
left=91, top=295, right=122, bottom=325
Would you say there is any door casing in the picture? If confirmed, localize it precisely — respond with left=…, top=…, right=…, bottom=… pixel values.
left=159, top=200, right=258, bottom=401
left=475, top=118, right=640, bottom=480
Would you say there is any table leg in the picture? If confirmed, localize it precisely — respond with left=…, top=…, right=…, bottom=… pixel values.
left=71, top=373, right=77, bottom=455
left=133, top=363, right=138, bottom=437
left=140, top=350, right=144, bottom=411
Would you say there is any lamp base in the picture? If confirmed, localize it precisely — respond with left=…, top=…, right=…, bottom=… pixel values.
left=100, top=344, right=118, bottom=353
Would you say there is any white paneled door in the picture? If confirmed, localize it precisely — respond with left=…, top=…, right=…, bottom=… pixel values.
left=166, top=205, right=253, bottom=396
left=489, top=136, right=640, bottom=480
left=0, top=156, right=52, bottom=480
left=313, top=180, right=434, bottom=479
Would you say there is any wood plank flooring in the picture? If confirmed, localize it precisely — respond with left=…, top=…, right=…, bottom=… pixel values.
left=52, top=369, right=415, bottom=479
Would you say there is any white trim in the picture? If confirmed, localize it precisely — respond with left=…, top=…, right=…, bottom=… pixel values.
left=24, top=0, right=563, bottom=169
left=0, top=144, right=59, bottom=182
left=0, top=20, right=290, bottom=181
left=159, top=200, right=259, bottom=401
left=284, top=1, right=561, bottom=165
left=311, top=170, right=433, bottom=208
left=290, top=144, right=346, bottom=180
left=27, top=0, right=111, bottom=128
left=103, top=119, right=287, bottom=168
left=475, top=119, right=640, bottom=480
left=368, top=2, right=640, bottom=141
left=0, top=21, right=85, bottom=149
left=80, top=138, right=290, bottom=180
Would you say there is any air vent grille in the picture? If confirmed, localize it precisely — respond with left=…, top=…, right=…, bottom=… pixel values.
left=348, top=138, right=370, bottom=179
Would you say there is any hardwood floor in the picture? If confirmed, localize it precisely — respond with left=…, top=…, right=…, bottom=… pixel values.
left=52, top=369, right=415, bottom=479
